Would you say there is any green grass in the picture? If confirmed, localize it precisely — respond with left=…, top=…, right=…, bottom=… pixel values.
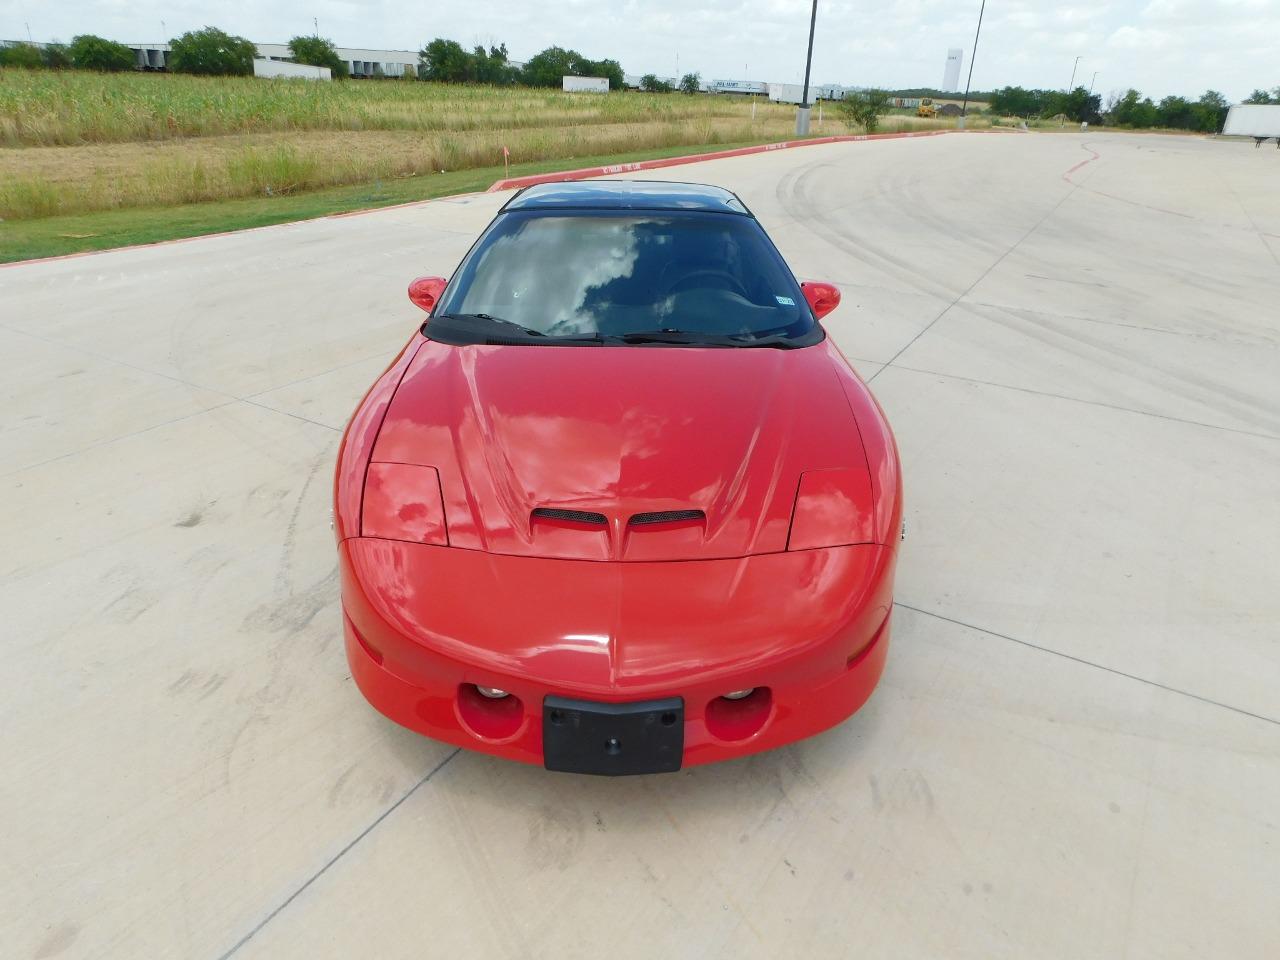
left=0, top=140, right=793, bottom=263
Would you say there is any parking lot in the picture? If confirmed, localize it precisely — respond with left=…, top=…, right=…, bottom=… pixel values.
left=2, top=130, right=1277, bottom=958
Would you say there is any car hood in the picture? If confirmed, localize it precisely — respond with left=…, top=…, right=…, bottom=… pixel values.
left=371, top=338, right=870, bottom=561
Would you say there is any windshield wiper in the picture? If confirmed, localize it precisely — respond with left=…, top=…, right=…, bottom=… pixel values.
left=433, top=313, right=547, bottom=337
left=614, top=329, right=798, bottom=348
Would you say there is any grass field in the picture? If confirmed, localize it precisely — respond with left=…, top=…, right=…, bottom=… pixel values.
left=0, top=68, right=971, bottom=261
left=0, top=141, right=796, bottom=263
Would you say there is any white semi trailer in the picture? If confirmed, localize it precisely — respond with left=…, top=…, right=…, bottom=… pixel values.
left=562, top=76, right=610, bottom=93
left=1223, top=104, right=1280, bottom=147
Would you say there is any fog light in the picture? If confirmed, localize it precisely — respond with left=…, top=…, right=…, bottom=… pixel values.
left=722, top=688, right=754, bottom=701
left=476, top=686, right=509, bottom=699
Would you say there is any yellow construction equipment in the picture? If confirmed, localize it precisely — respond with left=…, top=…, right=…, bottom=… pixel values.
left=917, top=98, right=937, bottom=119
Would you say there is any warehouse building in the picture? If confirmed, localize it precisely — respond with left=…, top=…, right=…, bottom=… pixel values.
left=115, top=40, right=417, bottom=78
left=255, top=43, right=417, bottom=78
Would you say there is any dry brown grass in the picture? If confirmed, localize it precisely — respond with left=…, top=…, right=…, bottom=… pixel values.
left=0, top=69, right=970, bottom=220
left=0, top=115, right=805, bottom=218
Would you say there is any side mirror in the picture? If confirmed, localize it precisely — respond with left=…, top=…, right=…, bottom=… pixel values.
left=408, top=276, right=448, bottom=314
left=801, top=281, right=841, bottom=320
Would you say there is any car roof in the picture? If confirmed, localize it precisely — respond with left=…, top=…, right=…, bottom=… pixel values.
left=504, top=180, right=751, bottom=216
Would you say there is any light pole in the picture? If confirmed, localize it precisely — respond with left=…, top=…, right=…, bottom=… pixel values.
left=1088, top=71, right=1098, bottom=96
left=1068, top=55, right=1081, bottom=91
left=959, top=0, right=986, bottom=129
left=795, top=0, right=819, bottom=136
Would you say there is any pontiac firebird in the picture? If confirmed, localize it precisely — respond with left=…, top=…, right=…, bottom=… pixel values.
left=335, top=180, right=901, bottom=775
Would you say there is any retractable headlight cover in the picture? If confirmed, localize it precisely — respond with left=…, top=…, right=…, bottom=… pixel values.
left=787, top=467, right=876, bottom=550
left=361, top=462, right=448, bottom=545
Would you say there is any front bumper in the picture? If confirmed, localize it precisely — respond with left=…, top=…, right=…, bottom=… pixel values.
left=340, top=537, right=896, bottom=771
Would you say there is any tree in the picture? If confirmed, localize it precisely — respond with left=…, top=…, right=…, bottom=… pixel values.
left=640, top=73, right=673, bottom=93
left=1244, top=88, right=1276, bottom=105
left=1108, top=88, right=1158, bottom=128
left=988, top=86, right=1043, bottom=117
left=1048, top=86, right=1101, bottom=124
left=69, top=34, right=135, bottom=71
left=521, top=46, right=624, bottom=89
left=1190, top=90, right=1229, bottom=133
left=471, top=44, right=520, bottom=85
left=42, top=42, right=72, bottom=69
left=679, top=72, right=701, bottom=95
left=0, top=42, right=46, bottom=69
left=419, top=38, right=472, bottom=82
left=522, top=46, right=581, bottom=87
left=169, top=27, right=256, bottom=76
left=838, top=88, right=891, bottom=132
left=1157, top=95, right=1194, bottom=129
left=588, top=58, right=625, bottom=90
left=288, top=35, right=348, bottom=78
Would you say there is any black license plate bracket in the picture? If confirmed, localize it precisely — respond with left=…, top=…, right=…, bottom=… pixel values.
left=543, top=696, right=684, bottom=775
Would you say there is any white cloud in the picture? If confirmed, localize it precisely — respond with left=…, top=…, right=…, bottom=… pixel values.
left=1108, top=25, right=1175, bottom=49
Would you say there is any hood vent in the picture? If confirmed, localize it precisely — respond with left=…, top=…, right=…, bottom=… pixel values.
left=532, top=507, right=607, bottom=525
left=629, top=509, right=705, bottom=526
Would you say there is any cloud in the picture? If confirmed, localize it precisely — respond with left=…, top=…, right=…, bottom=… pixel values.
left=1108, top=26, right=1175, bottom=49
left=6, top=0, right=1270, bottom=100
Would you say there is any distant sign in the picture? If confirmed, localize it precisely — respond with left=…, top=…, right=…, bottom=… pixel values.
left=710, top=79, right=768, bottom=95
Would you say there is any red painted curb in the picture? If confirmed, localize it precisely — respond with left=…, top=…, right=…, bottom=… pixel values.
left=486, top=130, right=957, bottom=192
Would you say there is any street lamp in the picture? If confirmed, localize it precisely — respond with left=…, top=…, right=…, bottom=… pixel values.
left=1089, top=71, right=1099, bottom=96
left=959, top=0, right=986, bottom=129
left=1068, top=55, right=1082, bottom=91
left=795, top=0, right=819, bottom=136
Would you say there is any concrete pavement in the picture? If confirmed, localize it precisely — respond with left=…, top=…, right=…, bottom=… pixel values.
left=2, top=131, right=1277, bottom=959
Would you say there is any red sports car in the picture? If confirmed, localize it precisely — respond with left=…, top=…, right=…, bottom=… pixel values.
left=335, top=180, right=901, bottom=775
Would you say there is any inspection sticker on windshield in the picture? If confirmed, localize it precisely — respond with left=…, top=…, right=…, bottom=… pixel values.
left=775, top=295, right=796, bottom=306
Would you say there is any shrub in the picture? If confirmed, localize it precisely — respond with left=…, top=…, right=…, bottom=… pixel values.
left=288, top=36, right=348, bottom=78
left=43, top=43, right=72, bottom=69
left=69, top=34, right=135, bottom=71
left=0, top=42, right=45, bottom=69
left=838, top=88, right=891, bottom=132
left=640, top=74, right=673, bottom=93
left=419, top=38, right=472, bottom=82
left=679, top=72, right=701, bottom=95
left=523, top=46, right=624, bottom=90
left=168, top=27, right=256, bottom=76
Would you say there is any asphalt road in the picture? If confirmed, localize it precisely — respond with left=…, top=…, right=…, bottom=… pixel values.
left=2, top=131, right=1277, bottom=960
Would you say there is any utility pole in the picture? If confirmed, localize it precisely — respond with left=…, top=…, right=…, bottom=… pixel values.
left=795, top=0, right=819, bottom=136
left=313, top=17, right=319, bottom=37
left=1068, top=55, right=1081, bottom=91
left=959, top=0, right=986, bottom=128
left=25, top=21, right=32, bottom=42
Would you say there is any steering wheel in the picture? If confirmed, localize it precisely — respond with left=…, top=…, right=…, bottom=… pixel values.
left=660, top=267, right=749, bottom=299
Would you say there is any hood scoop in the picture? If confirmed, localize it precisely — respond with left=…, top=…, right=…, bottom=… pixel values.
left=628, top=509, right=704, bottom=526
left=532, top=507, right=607, bottom=525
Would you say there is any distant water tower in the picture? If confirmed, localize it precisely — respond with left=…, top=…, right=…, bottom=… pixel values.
left=943, top=48, right=963, bottom=92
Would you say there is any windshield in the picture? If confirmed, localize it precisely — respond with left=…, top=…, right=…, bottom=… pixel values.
left=430, top=209, right=819, bottom=346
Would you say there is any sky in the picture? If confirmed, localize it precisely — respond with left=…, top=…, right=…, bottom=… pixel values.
left=3, top=0, right=1275, bottom=101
